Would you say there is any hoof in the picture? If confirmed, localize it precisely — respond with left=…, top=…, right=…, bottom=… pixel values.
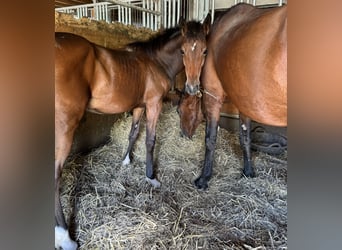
left=55, top=226, right=78, bottom=250
left=194, top=177, right=208, bottom=190
left=122, top=154, right=130, bottom=166
left=146, top=177, right=161, bottom=188
left=243, top=168, right=255, bottom=178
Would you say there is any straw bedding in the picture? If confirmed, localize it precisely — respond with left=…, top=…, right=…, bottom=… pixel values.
left=61, top=103, right=287, bottom=249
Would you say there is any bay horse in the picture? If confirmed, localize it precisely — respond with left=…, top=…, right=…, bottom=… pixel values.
left=178, top=3, right=287, bottom=190
left=55, top=16, right=211, bottom=250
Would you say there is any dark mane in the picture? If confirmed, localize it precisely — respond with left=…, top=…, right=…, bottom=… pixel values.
left=126, top=26, right=181, bottom=54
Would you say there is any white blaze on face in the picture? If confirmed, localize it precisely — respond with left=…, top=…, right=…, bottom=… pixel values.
left=191, top=42, right=197, bottom=51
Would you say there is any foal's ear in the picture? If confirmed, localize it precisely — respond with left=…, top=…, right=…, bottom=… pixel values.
left=202, top=13, right=211, bottom=35
left=179, top=16, right=187, bottom=36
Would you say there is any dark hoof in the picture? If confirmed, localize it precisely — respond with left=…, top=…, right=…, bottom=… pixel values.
left=194, top=177, right=209, bottom=190
left=243, top=168, right=256, bottom=178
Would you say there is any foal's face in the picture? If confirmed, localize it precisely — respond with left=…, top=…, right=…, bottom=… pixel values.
left=177, top=93, right=203, bottom=138
left=181, top=38, right=207, bottom=95
left=180, top=14, right=211, bottom=96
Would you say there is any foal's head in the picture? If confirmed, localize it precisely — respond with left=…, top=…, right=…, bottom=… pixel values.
left=177, top=92, right=204, bottom=139
left=179, top=14, right=211, bottom=96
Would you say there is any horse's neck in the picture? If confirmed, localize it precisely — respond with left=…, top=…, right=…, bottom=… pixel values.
left=155, top=36, right=184, bottom=80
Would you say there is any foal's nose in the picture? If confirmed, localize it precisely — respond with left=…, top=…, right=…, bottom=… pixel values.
left=185, top=82, right=200, bottom=96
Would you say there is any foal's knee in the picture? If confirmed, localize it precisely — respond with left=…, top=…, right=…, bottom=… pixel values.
left=145, top=137, right=156, bottom=150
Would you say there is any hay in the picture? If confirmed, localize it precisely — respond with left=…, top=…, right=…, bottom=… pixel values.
left=61, top=103, right=287, bottom=249
left=55, top=11, right=155, bottom=49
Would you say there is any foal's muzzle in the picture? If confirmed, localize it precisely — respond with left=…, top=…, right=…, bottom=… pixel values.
left=185, top=82, right=200, bottom=96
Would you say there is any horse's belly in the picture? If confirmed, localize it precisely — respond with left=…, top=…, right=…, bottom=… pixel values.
left=250, top=110, right=287, bottom=127
left=239, top=99, right=287, bottom=126
left=87, top=96, right=137, bottom=114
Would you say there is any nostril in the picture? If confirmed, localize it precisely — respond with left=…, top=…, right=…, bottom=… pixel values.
left=185, top=83, right=200, bottom=96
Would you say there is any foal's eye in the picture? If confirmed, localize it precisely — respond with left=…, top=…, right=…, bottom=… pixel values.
left=180, top=49, right=184, bottom=55
left=203, top=49, right=208, bottom=56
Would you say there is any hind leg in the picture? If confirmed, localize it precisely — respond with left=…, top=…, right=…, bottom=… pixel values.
left=122, top=107, right=145, bottom=165
left=55, top=161, right=78, bottom=250
left=239, top=115, right=255, bottom=177
left=55, top=110, right=83, bottom=250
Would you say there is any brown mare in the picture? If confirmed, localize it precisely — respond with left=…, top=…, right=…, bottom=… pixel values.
left=178, top=3, right=287, bottom=189
left=55, top=17, right=211, bottom=250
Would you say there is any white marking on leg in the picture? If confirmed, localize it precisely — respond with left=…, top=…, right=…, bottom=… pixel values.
left=55, top=226, right=77, bottom=250
left=146, top=177, right=161, bottom=188
left=122, top=154, right=131, bottom=165
left=241, top=124, right=247, bottom=130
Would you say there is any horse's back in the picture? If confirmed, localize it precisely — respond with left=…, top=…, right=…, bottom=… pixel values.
left=214, top=4, right=287, bottom=126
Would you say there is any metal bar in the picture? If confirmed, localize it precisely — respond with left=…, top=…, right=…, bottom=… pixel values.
left=154, top=1, right=160, bottom=30
left=204, top=0, right=208, bottom=18
left=142, top=0, right=146, bottom=26
left=56, top=2, right=110, bottom=11
left=147, top=0, right=150, bottom=29
left=176, top=0, right=181, bottom=25
left=128, top=0, right=131, bottom=25
left=105, top=4, right=108, bottom=22
left=56, top=1, right=162, bottom=29
left=171, top=0, right=175, bottom=26
left=99, top=0, right=161, bottom=15
left=211, top=0, right=215, bottom=22
left=196, top=0, right=199, bottom=20
left=168, top=0, right=171, bottom=27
